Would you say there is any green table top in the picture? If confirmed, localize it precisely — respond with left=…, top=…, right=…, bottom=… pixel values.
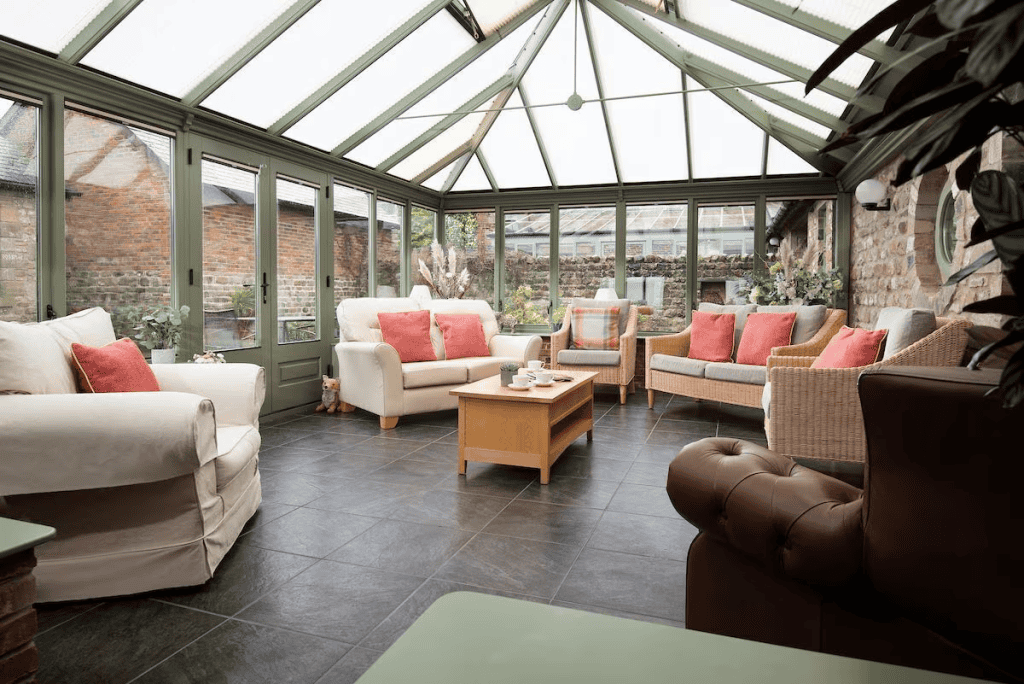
left=356, top=592, right=991, bottom=684
left=0, top=517, right=56, bottom=560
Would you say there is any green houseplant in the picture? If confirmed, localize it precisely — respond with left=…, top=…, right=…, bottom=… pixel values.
left=133, top=304, right=190, bottom=364
left=807, top=0, right=1024, bottom=406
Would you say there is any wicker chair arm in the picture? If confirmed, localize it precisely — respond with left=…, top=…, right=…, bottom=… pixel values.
left=645, top=327, right=690, bottom=388
left=550, top=309, right=571, bottom=362
left=619, top=306, right=639, bottom=383
left=877, top=318, right=971, bottom=368
left=772, top=308, right=847, bottom=358
left=766, top=355, right=816, bottom=373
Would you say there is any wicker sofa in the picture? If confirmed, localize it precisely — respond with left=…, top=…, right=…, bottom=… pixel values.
left=646, top=303, right=847, bottom=410
left=764, top=314, right=971, bottom=464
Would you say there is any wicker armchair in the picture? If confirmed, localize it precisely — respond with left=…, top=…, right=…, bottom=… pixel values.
left=551, top=301, right=638, bottom=404
left=765, top=317, right=972, bottom=464
left=645, top=308, right=847, bottom=410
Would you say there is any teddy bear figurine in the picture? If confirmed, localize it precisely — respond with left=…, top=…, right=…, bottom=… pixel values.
left=315, top=375, right=342, bottom=414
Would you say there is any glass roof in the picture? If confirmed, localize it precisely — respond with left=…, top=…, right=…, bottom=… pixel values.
left=0, top=0, right=902, bottom=194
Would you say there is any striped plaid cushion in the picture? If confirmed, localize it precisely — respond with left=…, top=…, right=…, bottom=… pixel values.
left=571, top=307, right=620, bottom=350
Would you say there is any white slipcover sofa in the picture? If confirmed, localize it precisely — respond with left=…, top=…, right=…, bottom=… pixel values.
left=0, top=308, right=264, bottom=602
left=334, top=297, right=542, bottom=428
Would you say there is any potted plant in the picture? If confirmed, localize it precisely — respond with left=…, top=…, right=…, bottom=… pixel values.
left=499, top=362, right=519, bottom=387
left=134, top=304, right=190, bottom=364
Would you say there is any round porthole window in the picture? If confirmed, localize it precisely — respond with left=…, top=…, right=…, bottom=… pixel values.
left=935, top=188, right=957, bottom=279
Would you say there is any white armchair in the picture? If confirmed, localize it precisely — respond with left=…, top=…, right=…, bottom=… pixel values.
left=334, top=297, right=542, bottom=428
left=0, top=308, right=265, bottom=602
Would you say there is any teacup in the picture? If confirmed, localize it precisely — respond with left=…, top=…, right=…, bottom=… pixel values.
left=512, top=375, right=532, bottom=387
left=527, top=360, right=544, bottom=371
left=535, top=371, right=554, bottom=384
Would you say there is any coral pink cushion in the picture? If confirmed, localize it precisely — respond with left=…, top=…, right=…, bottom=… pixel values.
left=70, top=338, right=161, bottom=393
left=377, top=310, right=437, bottom=363
left=736, top=312, right=797, bottom=366
left=811, top=326, right=888, bottom=369
left=434, top=313, right=490, bottom=359
left=688, top=311, right=736, bottom=362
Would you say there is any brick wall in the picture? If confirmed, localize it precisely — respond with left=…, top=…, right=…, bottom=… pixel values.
left=0, top=550, right=41, bottom=684
left=0, top=187, right=37, bottom=322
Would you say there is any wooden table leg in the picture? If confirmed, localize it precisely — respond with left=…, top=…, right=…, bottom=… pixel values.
left=457, top=398, right=467, bottom=476
left=587, top=429, right=593, bottom=442
left=540, top=466, right=550, bottom=485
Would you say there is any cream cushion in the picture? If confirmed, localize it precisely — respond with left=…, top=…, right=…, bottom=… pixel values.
left=650, top=354, right=707, bottom=378
left=705, top=362, right=766, bottom=386
left=0, top=321, right=77, bottom=394
left=402, top=360, right=468, bottom=389
left=755, top=304, right=827, bottom=345
left=875, top=307, right=937, bottom=360
left=337, top=297, right=420, bottom=342
left=557, top=349, right=621, bottom=366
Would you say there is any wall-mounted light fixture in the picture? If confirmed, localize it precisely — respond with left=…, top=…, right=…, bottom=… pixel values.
left=855, top=179, right=891, bottom=211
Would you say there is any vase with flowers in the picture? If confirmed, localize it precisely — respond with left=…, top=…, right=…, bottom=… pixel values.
left=739, top=239, right=844, bottom=307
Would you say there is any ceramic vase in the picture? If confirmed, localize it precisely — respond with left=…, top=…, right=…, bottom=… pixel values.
left=500, top=369, right=514, bottom=387
left=151, top=348, right=176, bottom=364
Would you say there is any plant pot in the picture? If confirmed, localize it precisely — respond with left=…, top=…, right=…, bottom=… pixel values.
left=151, top=348, right=176, bottom=364
left=500, top=369, right=515, bottom=387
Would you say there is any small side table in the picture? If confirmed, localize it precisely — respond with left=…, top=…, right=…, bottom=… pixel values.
left=0, top=517, right=55, bottom=684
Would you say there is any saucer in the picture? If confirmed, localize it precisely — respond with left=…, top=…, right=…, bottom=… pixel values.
left=508, top=382, right=534, bottom=391
left=533, top=380, right=554, bottom=387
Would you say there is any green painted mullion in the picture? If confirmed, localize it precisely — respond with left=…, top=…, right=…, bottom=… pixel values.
left=549, top=203, right=559, bottom=324
left=42, top=92, right=66, bottom=319
left=835, top=191, right=852, bottom=312
left=754, top=194, right=767, bottom=276
left=368, top=190, right=378, bottom=297
left=615, top=200, right=626, bottom=296
left=260, top=162, right=276, bottom=351
left=176, top=132, right=200, bottom=358
left=686, top=197, right=697, bottom=326
left=681, top=73, right=693, bottom=182
left=402, top=199, right=413, bottom=296
left=495, top=205, right=505, bottom=312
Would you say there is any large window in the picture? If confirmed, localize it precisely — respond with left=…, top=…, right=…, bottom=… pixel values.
left=332, top=183, right=370, bottom=308
left=558, top=206, right=615, bottom=308
left=64, top=107, right=173, bottom=340
left=201, top=158, right=258, bottom=350
left=375, top=198, right=403, bottom=297
left=0, top=96, right=39, bottom=323
left=445, top=210, right=494, bottom=303
left=626, top=203, right=688, bottom=332
left=503, top=210, right=550, bottom=328
left=276, top=176, right=318, bottom=344
left=696, top=204, right=754, bottom=306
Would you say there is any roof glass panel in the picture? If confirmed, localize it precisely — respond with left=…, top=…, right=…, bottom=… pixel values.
left=81, top=0, right=290, bottom=97
left=201, top=0, right=438, bottom=128
left=742, top=92, right=831, bottom=141
left=466, top=0, right=542, bottom=35
left=346, top=13, right=540, bottom=167
left=767, top=138, right=817, bottom=175
left=452, top=155, right=490, bottom=192
left=0, top=0, right=113, bottom=53
left=388, top=111, right=485, bottom=181
left=589, top=8, right=686, bottom=183
left=687, top=89, right=763, bottom=179
left=676, top=1, right=876, bottom=89
left=522, top=7, right=615, bottom=186
left=777, top=0, right=894, bottom=34
left=478, top=89, right=550, bottom=189
left=286, top=12, right=474, bottom=152
left=422, top=160, right=458, bottom=191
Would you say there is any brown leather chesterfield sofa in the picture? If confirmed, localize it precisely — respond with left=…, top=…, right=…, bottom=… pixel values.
left=668, top=366, right=1023, bottom=682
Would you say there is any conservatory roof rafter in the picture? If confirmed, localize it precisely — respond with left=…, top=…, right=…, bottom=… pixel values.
left=475, top=149, right=500, bottom=191
left=332, top=0, right=554, bottom=158
left=182, top=0, right=323, bottom=107
left=412, top=142, right=475, bottom=186
left=730, top=0, right=902, bottom=66
left=518, top=84, right=558, bottom=188
left=266, top=0, right=451, bottom=136
left=580, top=0, right=623, bottom=185
left=439, top=0, right=572, bottom=193
left=377, top=76, right=513, bottom=172
left=593, top=0, right=845, bottom=176
left=59, top=0, right=145, bottom=64
left=592, top=0, right=847, bottom=135
left=615, top=0, right=883, bottom=114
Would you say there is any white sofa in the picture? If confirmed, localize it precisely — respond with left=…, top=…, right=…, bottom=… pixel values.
left=0, top=308, right=264, bottom=602
left=334, top=297, right=542, bottom=428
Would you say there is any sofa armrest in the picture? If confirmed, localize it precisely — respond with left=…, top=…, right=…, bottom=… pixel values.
left=767, top=365, right=867, bottom=461
left=488, top=334, right=542, bottom=363
left=766, top=355, right=816, bottom=373
left=550, top=311, right=571, bottom=363
left=334, top=341, right=404, bottom=418
left=0, top=392, right=218, bottom=496
left=645, top=328, right=691, bottom=388
left=667, top=437, right=864, bottom=587
left=773, top=309, right=847, bottom=358
left=150, top=362, right=265, bottom=427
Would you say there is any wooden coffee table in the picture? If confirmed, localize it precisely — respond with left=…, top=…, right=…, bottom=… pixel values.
left=450, top=370, right=597, bottom=484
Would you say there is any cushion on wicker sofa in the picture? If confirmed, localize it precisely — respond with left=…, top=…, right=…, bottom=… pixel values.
left=698, top=303, right=756, bottom=351
left=650, top=355, right=708, bottom=377
left=755, top=304, right=826, bottom=345
left=705, top=362, right=766, bottom=386
left=875, top=307, right=937, bottom=360
left=558, top=349, right=621, bottom=366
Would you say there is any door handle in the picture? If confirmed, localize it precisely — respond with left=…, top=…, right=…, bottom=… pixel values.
left=261, top=272, right=268, bottom=304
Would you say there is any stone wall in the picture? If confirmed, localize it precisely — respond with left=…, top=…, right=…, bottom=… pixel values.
left=848, top=132, right=1011, bottom=328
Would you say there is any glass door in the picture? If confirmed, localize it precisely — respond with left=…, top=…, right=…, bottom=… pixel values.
left=189, top=138, right=330, bottom=414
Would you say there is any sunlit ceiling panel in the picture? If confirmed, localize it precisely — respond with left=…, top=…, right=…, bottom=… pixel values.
left=466, top=0, right=542, bottom=35
left=286, top=12, right=474, bottom=152
left=201, top=0, right=437, bottom=128
left=346, top=13, right=541, bottom=167
left=743, top=93, right=831, bottom=141
left=589, top=8, right=686, bottom=183
left=0, top=0, right=112, bottom=54
left=777, top=0, right=894, bottom=34
left=687, top=89, right=763, bottom=179
left=767, top=138, right=817, bottom=176
left=81, top=0, right=288, bottom=97
left=522, top=7, right=615, bottom=186
left=422, top=160, right=458, bottom=191
left=478, top=90, right=549, bottom=189
left=452, top=155, right=491, bottom=192
left=676, top=1, right=876, bottom=90
left=388, top=111, right=485, bottom=181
